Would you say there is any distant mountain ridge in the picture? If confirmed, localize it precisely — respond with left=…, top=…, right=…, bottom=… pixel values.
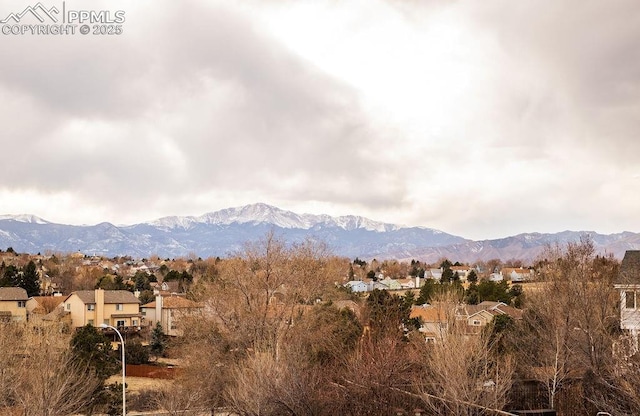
left=0, top=203, right=638, bottom=261
left=147, top=203, right=402, bottom=232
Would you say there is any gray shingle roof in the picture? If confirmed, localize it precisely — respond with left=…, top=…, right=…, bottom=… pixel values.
left=0, top=287, right=28, bottom=301
left=617, top=250, right=640, bottom=284
left=73, top=290, right=140, bottom=304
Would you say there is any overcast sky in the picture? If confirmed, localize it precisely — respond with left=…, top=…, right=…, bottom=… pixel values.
left=0, top=0, right=639, bottom=240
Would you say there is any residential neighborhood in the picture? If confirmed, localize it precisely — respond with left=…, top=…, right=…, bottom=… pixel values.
left=0, top=241, right=638, bottom=415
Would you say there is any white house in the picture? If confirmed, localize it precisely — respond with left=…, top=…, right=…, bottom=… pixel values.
left=427, top=268, right=443, bottom=281
left=502, top=268, right=533, bottom=282
left=614, top=251, right=640, bottom=350
left=345, top=280, right=368, bottom=293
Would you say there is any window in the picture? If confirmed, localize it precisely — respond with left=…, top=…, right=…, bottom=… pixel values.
left=87, top=304, right=95, bottom=311
left=104, top=319, right=109, bottom=325
left=88, top=319, right=94, bottom=326
left=626, top=291, right=636, bottom=309
left=133, top=319, right=138, bottom=326
left=472, top=320, right=481, bottom=326
left=17, top=301, right=26, bottom=308
left=116, top=304, right=123, bottom=311
left=66, top=303, right=71, bottom=311
left=116, top=320, right=125, bottom=327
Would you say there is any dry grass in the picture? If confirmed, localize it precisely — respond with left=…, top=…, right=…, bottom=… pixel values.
left=106, top=375, right=173, bottom=392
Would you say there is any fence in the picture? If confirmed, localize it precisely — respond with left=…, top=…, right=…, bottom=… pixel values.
left=126, top=364, right=180, bottom=379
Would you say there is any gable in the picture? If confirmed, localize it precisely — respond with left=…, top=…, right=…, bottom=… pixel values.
left=617, top=251, right=640, bottom=284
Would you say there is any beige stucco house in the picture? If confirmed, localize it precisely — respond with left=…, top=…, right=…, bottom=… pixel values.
left=63, top=288, right=141, bottom=329
left=0, top=287, right=28, bottom=322
left=141, top=295, right=202, bottom=336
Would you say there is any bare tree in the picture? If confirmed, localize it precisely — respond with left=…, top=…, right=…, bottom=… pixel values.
left=414, top=291, right=514, bottom=415
left=510, top=236, right=620, bottom=411
left=0, top=323, right=22, bottom=412
left=1, top=323, right=100, bottom=416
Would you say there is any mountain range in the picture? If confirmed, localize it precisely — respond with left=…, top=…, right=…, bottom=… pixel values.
left=0, top=203, right=638, bottom=262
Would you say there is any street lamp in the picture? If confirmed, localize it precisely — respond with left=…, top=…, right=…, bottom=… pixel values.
left=100, top=323, right=126, bottom=416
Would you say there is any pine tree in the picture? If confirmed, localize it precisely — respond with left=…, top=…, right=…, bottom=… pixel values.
left=20, top=260, right=40, bottom=296
left=150, top=322, right=166, bottom=360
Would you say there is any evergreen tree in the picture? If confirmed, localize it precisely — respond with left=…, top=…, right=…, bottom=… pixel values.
left=1, top=264, right=19, bottom=287
left=441, top=267, right=454, bottom=284
left=416, top=279, right=437, bottom=304
left=465, top=281, right=480, bottom=305
left=71, top=325, right=119, bottom=381
left=114, top=274, right=126, bottom=290
left=125, top=339, right=149, bottom=365
left=20, top=260, right=40, bottom=296
left=150, top=322, right=167, bottom=360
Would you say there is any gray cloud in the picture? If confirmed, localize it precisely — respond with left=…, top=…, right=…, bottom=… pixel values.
left=0, top=0, right=405, bottom=218
left=0, top=0, right=638, bottom=239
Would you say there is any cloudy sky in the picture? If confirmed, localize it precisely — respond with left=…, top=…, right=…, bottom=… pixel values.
left=0, top=0, right=639, bottom=240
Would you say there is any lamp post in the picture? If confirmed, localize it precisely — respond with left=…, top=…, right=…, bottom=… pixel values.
left=100, top=323, right=126, bottom=416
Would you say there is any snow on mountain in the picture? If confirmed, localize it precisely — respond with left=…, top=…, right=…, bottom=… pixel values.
left=148, top=203, right=402, bottom=232
left=3, top=204, right=637, bottom=261
left=148, top=215, right=199, bottom=230
left=0, top=214, right=49, bottom=224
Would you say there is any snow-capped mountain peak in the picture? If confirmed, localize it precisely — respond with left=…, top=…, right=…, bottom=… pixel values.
left=147, top=203, right=401, bottom=232
left=0, top=214, right=49, bottom=224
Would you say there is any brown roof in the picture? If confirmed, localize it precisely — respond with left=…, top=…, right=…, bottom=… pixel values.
left=466, top=301, right=524, bottom=320
left=71, top=290, right=140, bottom=305
left=0, top=287, right=28, bottom=301
left=410, top=305, right=449, bottom=323
left=494, top=304, right=524, bottom=320
left=151, top=281, right=181, bottom=292
left=617, top=251, right=640, bottom=284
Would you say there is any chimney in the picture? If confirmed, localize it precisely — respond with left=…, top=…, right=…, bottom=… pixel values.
left=95, top=288, right=105, bottom=326
left=155, top=294, right=163, bottom=328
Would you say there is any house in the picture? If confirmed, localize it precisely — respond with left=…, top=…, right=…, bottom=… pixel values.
left=151, top=281, right=180, bottom=295
left=369, top=281, right=390, bottom=291
left=345, top=280, right=368, bottom=293
left=63, top=288, right=141, bottom=330
left=454, top=304, right=496, bottom=334
left=410, top=303, right=451, bottom=342
left=141, top=295, right=203, bottom=336
left=614, top=250, right=640, bottom=348
left=0, top=287, right=28, bottom=322
left=489, top=271, right=504, bottom=282
left=455, top=301, right=523, bottom=334
left=450, top=266, right=472, bottom=282
left=478, top=301, right=523, bottom=320
left=398, top=277, right=418, bottom=289
left=426, top=268, right=443, bottom=281
left=502, top=267, right=533, bottom=282
left=26, top=295, right=65, bottom=321
left=379, top=277, right=402, bottom=291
